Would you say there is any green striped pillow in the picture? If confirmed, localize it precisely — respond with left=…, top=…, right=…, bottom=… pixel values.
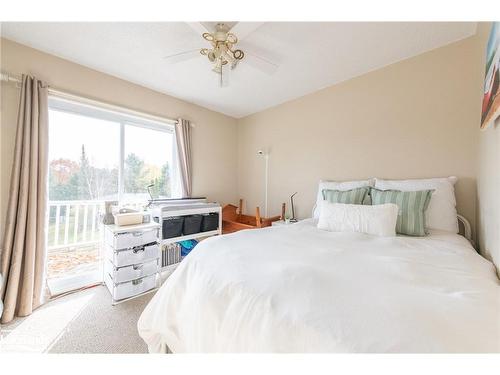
left=322, top=187, right=370, bottom=205
left=370, top=188, right=433, bottom=236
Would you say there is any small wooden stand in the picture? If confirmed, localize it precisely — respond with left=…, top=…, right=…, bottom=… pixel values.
left=222, top=199, right=281, bottom=234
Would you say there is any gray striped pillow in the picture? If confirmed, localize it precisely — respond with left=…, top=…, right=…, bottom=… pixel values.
left=370, top=188, right=433, bottom=236
left=322, top=187, right=370, bottom=205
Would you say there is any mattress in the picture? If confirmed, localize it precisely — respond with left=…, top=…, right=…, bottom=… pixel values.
left=138, top=219, right=500, bottom=353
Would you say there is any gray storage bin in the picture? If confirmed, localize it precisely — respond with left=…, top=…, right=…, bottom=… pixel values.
left=201, top=213, right=219, bottom=232
left=162, top=216, right=184, bottom=239
left=183, top=215, right=203, bottom=235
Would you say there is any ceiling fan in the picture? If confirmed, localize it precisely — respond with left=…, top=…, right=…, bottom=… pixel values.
left=164, top=22, right=279, bottom=87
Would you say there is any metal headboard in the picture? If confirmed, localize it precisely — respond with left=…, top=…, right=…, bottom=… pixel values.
left=457, top=214, right=473, bottom=243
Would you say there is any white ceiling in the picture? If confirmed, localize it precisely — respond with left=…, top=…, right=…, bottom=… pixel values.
left=1, top=22, right=477, bottom=118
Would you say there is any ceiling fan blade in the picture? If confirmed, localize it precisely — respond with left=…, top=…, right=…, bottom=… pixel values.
left=230, top=22, right=265, bottom=40
left=186, top=22, right=211, bottom=35
left=244, top=52, right=279, bottom=75
left=163, top=49, right=200, bottom=64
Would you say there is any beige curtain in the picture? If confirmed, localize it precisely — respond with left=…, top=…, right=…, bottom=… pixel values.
left=175, top=118, right=192, bottom=198
left=0, top=75, right=49, bottom=324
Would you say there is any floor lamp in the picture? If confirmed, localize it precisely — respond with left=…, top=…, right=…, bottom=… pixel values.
left=257, top=150, right=269, bottom=218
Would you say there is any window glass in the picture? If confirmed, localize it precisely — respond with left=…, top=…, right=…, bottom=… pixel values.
left=48, top=109, right=120, bottom=201
left=123, top=124, right=175, bottom=202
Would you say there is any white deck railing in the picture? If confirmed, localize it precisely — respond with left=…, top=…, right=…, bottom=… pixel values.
left=47, top=200, right=105, bottom=251
left=47, top=199, right=147, bottom=251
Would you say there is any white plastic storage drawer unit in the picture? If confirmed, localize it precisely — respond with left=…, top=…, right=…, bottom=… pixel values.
left=103, top=222, right=160, bottom=304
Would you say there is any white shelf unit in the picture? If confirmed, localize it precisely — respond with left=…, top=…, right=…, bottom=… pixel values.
left=151, top=203, right=222, bottom=270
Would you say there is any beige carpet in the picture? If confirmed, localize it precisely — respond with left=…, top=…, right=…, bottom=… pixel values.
left=49, top=286, right=154, bottom=353
left=1, top=285, right=155, bottom=353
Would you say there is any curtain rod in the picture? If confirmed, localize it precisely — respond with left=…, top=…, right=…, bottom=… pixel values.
left=1, top=72, right=22, bottom=84
left=1, top=71, right=187, bottom=126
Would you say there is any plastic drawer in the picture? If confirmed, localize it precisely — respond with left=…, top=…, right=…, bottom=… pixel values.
left=106, top=243, right=160, bottom=267
left=105, top=227, right=158, bottom=250
left=105, top=273, right=157, bottom=301
left=105, top=259, right=158, bottom=284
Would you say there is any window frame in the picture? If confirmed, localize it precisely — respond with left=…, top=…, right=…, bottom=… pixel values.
left=48, top=95, right=178, bottom=203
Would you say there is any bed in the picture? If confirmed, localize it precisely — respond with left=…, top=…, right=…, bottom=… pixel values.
left=137, top=218, right=500, bottom=353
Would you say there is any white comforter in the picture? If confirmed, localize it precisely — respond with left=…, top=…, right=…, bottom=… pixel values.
left=138, top=220, right=500, bottom=353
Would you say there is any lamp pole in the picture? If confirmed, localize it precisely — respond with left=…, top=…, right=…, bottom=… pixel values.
left=264, top=153, right=269, bottom=218
left=257, top=150, right=269, bottom=218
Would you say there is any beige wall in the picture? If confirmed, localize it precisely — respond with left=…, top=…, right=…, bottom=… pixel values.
left=475, top=23, right=500, bottom=272
left=0, top=38, right=238, bottom=246
left=237, top=34, right=483, bottom=241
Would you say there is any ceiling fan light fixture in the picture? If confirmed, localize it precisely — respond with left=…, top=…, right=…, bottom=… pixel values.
left=222, top=50, right=234, bottom=63
left=212, top=58, right=222, bottom=72
left=226, top=33, right=238, bottom=44
left=233, top=49, right=244, bottom=60
left=199, top=23, right=246, bottom=82
left=202, top=32, right=214, bottom=42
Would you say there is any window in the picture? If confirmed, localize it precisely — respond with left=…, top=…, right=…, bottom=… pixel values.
left=48, top=96, right=179, bottom=204
left=46, top=95, right=178, bottom=295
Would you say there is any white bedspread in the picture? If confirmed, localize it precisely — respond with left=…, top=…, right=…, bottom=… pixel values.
left=138, top=219, right=500, bottom=353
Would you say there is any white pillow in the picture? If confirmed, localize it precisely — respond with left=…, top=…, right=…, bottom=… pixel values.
left=317, top=202, right=398, bottom=237
left=374, top=176, right=458, bottom=233
left=313, top=179, right=374, bottom=218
